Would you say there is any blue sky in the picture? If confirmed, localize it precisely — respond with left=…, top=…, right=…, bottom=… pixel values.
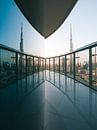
left=45, top=0, right=97, bottom=56
left=0, top=0, right=97, bottom=57
left=0, top=0, right=44, bottom=56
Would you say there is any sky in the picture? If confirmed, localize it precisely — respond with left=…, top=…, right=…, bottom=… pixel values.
left=0, top=0, right=97, bottom=57
left=0, top=0, right=45, bottom=56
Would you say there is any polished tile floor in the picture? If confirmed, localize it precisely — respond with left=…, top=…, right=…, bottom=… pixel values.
left=0, top=71, right=97, bottom=130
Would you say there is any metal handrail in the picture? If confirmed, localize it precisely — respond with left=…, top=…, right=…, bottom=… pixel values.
left=0, top=43, right=45, bottom=58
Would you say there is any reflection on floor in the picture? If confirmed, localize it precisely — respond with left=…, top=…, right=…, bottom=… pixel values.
left=0, top=72, right=45, bottom=130
left=0, top=71, right=97, bottom=130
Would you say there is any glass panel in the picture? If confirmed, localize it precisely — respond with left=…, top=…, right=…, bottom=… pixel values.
left=92, top=47, right=97, bottom=87
left=42, top=59, right=45, bottom=71
left=55, top=57, right=59, bottom=73
left=39, top=70, right=44, bottom=82
left=66, top=55, right=70, bottom=74
left=50, top=58, right=53, bottom=71
left=46, top=59, right=49, bottom=70
left=45, top=59, right=49, bottom=80
left=75, top=50, right=89, bottom=85
left=0, top=49, right=16, bottom=88
left=49, top=58, right=54, bottom=82
left=54, top=57, right=60, bottom=87
left=60, top=56, right=65, bottom=74
left=39, top=58, right=43, bottom=72
left=34, top=73, right=39, bottom=87
left=34, top=57, right=38, bottom=73
left=18, top=54, right=26, bottom=79
left=27, top=56, right=33, bottom=75
left=66, top=54, right=74, bottom=78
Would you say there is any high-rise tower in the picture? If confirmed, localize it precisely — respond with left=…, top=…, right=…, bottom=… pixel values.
left=70, top=24, right=73, bottom=74
left=20, top=23, right=24, bottom=52
left=70, top=24, right=73, bottom=52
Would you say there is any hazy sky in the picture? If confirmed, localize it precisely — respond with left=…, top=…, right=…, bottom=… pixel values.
left=0, top=0, right=45, bottom=56
left=0, top=0, right=97, bottom=57
left=45, top=0, right=97, bottom=56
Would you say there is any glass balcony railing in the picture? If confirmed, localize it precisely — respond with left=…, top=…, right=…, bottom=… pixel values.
left=0, top=44, right=45, bottom=88
left=0, top=41, right=97, bottom=90
left=45, top=41, right=97, bottom=90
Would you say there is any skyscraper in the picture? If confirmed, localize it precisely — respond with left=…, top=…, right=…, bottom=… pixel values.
left=70, top=24, right=73, bottom=74
left=70, top=24, right=73, bottom=52
left=20, top=23, right=24, bottom=52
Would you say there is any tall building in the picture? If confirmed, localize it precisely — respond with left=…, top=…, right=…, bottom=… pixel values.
left=20, top=23, right=24, bottom=52
left=70, top=24, right=73, bottom=52
left=70, top=24, right=73, bottom=73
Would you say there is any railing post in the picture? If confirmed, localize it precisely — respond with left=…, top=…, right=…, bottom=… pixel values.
left=49, top=58, right=50, bottom=80
left=59, top=56, right=60, bottom=88
left=32, top=57, right=34, bottom=87
left=73, top=52, right=75, bottom=79
left=38, top=58, right=39, bottom=73
left=63, top=56, right=65, bottom=74
left=33, top=56, right=34, bottom=74
left=53, top=57, right=55, bottom=83
left=49, top=58, right=50, bottom=71
left=53, top=58, right=55, bottom=73
left=38, top=57, right=39, bottom=83
left=45, top=58, right=46, bottom=71
left=89, top=48, right=92, bottom=87
left=43, top=58, right=45, bottom=80
left=65, top=55, right=67, bottom=75
left=0, top=48, right=2, bottom=88
left=26, top=55, right=27, bottom=76
left=41, top=58, right=42, bottom=72
left=59, top=56, right=60, bottom=74
left=42, top=59, right=44, bottom=72
left=45, top=58, right=46, bottom=79
left=16, top=52, right=18, bottom=80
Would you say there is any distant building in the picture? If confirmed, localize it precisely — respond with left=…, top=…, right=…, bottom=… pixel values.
left=20, top=23, right=24, bottom=52
left=19, top=23, right=24, bottom=75
left=70, top=24, right=73, bottom=73
left=70, top=24, right=73, bottom=52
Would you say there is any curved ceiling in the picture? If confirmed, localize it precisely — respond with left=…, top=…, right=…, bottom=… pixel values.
left=14, top=0, right=78, bottom=38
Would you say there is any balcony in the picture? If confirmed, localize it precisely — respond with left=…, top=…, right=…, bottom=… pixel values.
left=0, top=42, right=97, bottom=130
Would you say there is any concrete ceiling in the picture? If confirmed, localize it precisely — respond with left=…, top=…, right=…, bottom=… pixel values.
left=15, top=0, right=78, bottom=38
